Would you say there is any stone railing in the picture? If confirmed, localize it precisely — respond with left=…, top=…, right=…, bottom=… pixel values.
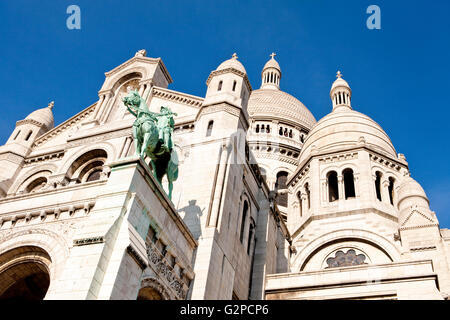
left=146, top=241, right=188, bottom=300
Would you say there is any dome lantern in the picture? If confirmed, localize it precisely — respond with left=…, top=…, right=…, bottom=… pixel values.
left=261, top=53, right=281, bottom=90
left=330, top=71, right=352, bottom=111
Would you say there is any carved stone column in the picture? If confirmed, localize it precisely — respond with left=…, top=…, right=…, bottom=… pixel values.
left=381, top=179, right=390, bottom=204
left=300, top=193, right=307, bottom=216
left=338, top=175, right=344, bottom=200
left=100, top=91, right=117, bottom=124
left=92, top=94, right=105, bottom=119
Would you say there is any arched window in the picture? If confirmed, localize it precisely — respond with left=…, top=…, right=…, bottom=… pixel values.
left=206, top=120, right=214, bottom=137
left=255, top=124, right=259, bottom=133
left=25, top=130, right=33, bottom=141
left=289, top=129, right=293, bottom=138
left=240, top=201, right=249, bottom=243
left=279, top=127, right=283, bottom=135
left=67, top=149, right=107, bottom=184
left=297, top=191, right=302, bottom=217
left=276, top=171, right=288, bottom=207
left=247, top=219, right=255, bottom=255
left=327, top=171, right=339, bottom=202
left=232, top=80, right=237, bottom=91
left=266, top=125, right=270, bottom=133
left=304, top=183, right=311, bottom=209
left=26, top=177, right=47, bottom=193
left=218, top=81, right=223, bottom=91
left=388, top=177, right=395, bottom=205
left=86, top=169, right=102, bottom=182
left=343, top=168, right=356, bottom=199
left=375, top=171, right=382, bottom=201
left=13, top=130, right=21, bottom=140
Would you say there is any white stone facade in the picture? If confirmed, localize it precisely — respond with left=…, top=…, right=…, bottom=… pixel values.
left=0, top=50, right=448, bottom=300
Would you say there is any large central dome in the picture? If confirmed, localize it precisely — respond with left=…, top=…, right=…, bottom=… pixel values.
left=248, top=89, right=316, bottom=129
left=247, top=54, right=316, bottom=130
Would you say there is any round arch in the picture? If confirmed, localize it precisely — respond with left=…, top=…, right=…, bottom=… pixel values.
left=58, top=143, right=116, bottom=177
left=0, top=228, right=69, bottom=299
left=8, top=163, right=58, bottom=195
left=0, top=246, right=51, bottom=300
left=138, top=277, right=172, bottom=300
left=292, top=228, right=401, bottom=271
left=101, top=67, right=147, bottom=92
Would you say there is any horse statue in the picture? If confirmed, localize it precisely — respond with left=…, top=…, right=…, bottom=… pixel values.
left=122, top=90, right=179, bottom=200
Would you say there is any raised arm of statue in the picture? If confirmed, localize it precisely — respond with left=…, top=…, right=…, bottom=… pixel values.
left=126, top=105, right=138, bottom=117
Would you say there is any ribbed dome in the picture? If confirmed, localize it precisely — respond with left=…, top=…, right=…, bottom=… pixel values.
left=397, top=176, right=429, bottom=205
left=25, top=102, right=54, bottom=130
left=248, top=89, right=316, bottom=129
left=216, top=53, right=246, bottom=74
left=298, top=108, right=397, bottom=163
left=263, top=58, right=281, bottom=72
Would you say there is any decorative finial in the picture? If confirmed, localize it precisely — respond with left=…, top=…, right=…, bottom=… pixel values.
left=232, top=53, right=238, bottom=60
left=135, top=49, right=147, bottom=57
left=48, top=101, right=54, bottom=110
left=336, top=70, right=342, bottom=78
left=270, top=52, right=276, bottom=59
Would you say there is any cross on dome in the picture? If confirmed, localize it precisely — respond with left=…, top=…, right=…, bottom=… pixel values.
left=336, top=71, right=343, bottom=78
left=48, top=101, right=54, bottom=109
left=231, top=53, right=238, bottom=60
left=270, top=52, right=276, bottom=59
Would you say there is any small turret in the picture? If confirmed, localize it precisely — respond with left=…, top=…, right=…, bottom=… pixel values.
left=7, top=101, right=55, bottom=146
left=203, top=53, right=252, bottom=110
left=260, top=53, right=281, bottom=90
left=0, top=101, right=55, bottom=189
left=330, top=71, right=352, bottom=111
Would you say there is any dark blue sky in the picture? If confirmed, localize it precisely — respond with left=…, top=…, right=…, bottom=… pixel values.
left=1, top=1, right=449, bottom=226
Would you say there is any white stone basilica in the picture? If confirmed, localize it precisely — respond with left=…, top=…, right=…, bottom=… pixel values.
left=0, top=50, right=449, bottom=300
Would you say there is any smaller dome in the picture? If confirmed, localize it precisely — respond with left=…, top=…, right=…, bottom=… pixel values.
left=397, top=176, right=429, bottom=205
left=25, top=101, right=55, bottom=130
left=298, top=108, right=397, bottom=163
left=330, top=71, right=351, bottom=95
left=216, top=53, right=246, bottom=74
left=263, top=54, right=281, bottom=72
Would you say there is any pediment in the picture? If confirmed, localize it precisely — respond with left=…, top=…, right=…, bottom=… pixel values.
left=401, top=209, right=437, bottom=229
left=31, top=103, right=97, bottom=151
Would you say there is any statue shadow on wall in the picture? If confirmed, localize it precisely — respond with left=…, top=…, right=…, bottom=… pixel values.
left=177, top=200, right=204, bottom=240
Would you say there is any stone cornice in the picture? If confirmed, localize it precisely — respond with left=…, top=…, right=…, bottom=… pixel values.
left=152, top=86, right=203, bottom=108
left=291, top=207, right=399, bottom=240
left=16, top=118, right=45, bottom=129
left=24, top=150, right=65, bottom=166
left=249, top=115, right=312, bottom=133
left=197, top=102, right=250, bottom=129
left=206, top=68, right=253, bottom=91
left=0, top=199, right=96, bottom=229
left=288, top=145, right=408, bottom=187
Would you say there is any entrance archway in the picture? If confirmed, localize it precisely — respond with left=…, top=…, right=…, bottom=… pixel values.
left=0, top=246, right=51, bottom=300
left=137, top=287, right=163, bottom=300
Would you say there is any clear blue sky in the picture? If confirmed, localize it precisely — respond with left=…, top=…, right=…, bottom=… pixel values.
left=1, top=1, right=449, bottom=226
